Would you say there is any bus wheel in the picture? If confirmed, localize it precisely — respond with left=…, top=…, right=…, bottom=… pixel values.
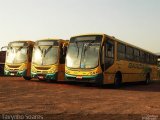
left=47, top=79, right=58, bottom=83
left=114, top=73, right=122, bottom=88
left=96, top=79, right=103, bottom=87
left=23, top=76, right=32, bottom=80
left=145, top=74, right=150, bottom=85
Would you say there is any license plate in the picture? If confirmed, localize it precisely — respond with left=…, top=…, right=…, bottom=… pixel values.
left=76, top=76, right=82, bottom=79
left=38, top=76, right=44, bottom=79
left=10, top=73, right=15, bottom=76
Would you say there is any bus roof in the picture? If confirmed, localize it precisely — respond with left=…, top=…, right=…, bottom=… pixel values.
left=70, top=33, right=157, bottom=56
left=71, top=33, right=105, bottom=38
left=9, top=40, right=33, bottom=43
left=35, top=38, right=68, bottom=43
left=8, top=40, right=35, bottom=46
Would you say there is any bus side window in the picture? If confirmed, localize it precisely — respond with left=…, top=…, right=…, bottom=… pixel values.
left=126, top=46, right=133, bottom=61
left=106, top=41, right=114, bottom=58
left=155, top=56, right=158, bottom=65
left=146, top=53, right=149, bottom=64
left=105, top=40, right=114, bottom=70
left=117, top=43, right=125, bottom=60
left=140, top=51, right=145, bottom=63
left=150, top=55, right=154, bottom=65
left=134, top=48, right=140, bottom=62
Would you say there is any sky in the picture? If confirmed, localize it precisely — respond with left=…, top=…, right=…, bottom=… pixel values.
left=0, top=0, right=160, bottom=53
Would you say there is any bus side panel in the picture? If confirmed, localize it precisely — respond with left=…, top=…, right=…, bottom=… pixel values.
left=151, top=65, right=159, bottom=80
left=58, top=64, right=65, bottom=81
left=103, top=72, right=115, bottom=84
left=103, top=62, right=118, bottom=84
left=103, top=60, right=153, bottom=84
left=26, top=62, right=31, bottom=77
left=113, top=60, right=146, bottom=82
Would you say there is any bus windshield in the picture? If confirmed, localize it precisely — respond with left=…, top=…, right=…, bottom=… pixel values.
left=32, top=46, right=58, bottom=65
left=66, top=41, right=100, bottom=69
left=6, top=46, right=27, bottom=64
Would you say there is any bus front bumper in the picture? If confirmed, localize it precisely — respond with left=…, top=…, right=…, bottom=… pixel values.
left=65, top=73, right=103, bottom=83
left=4, top=70, right=27, bottom=77
left=31, top=72, right=58, bottom=81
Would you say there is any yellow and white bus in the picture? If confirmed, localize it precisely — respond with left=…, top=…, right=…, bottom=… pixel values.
left=4, top=41, right=34, bottom=80
left=65, top=34, right=158, bottom=87
left=31, top=39, right=68, bottom=82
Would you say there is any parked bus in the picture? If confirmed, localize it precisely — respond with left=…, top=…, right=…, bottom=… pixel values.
left=31, top=39, right=68, bottom=82
left=65, top=34, right=158, bottom=87
left=0, top=46, right=7, bottom=76
left=4, top=41, right=34, bottom=80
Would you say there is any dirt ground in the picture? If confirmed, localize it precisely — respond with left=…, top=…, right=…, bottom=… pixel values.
left=0, top=77, right=160, bottom=120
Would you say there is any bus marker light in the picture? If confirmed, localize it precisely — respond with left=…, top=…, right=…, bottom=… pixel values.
left=11, top=73, right=15, bottom=76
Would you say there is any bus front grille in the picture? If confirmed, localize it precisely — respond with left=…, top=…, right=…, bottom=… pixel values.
left=7, top=65, right=21, bottom=68
left=35, top=67, right=50, bottom=70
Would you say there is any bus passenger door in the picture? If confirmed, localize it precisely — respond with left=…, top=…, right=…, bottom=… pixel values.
left=103, top=39, right=115, bottom=84
left=105, top=40, right=114, bottom=70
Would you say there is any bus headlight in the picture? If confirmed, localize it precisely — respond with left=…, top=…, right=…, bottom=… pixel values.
left=4, top=65, right=10, bottom=70
left=90, top=71, right=97, bottom=75
left=31, top=65, right=37, bottom=72
left=31, top=68, right=36, bottom=73
left=19, top=64, right=26, bottom=71
left=65, top=70, right=70, bottom=74
left=19, top=67, right=25, bottom=71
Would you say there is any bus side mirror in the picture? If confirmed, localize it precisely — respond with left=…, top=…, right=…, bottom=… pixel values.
left=102, top=46, right=105, bottom=64
left=1, top=46, right=7, bottom=51
left=100, top=46, right=105, bottom=72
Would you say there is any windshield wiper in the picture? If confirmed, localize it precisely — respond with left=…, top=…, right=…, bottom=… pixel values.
left=17, top=46, right=23, bottom=53
left=83, top=40, right=95, bottom=56
left=9, top=46, right=23, bottom=54
left=43, top=46, right=52, bottom=57
left=37, top=46, right=53, bottom=65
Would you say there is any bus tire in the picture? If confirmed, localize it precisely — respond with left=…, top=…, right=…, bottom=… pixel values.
left=95, top=74, right=104, bottom=87
left=23, top=76, right=32, bottom=80
left=114, top=72, right=122, bottom=88
left=144, top=73, right=150, bottom=85
left=96, top=79, right=103, bottom=87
